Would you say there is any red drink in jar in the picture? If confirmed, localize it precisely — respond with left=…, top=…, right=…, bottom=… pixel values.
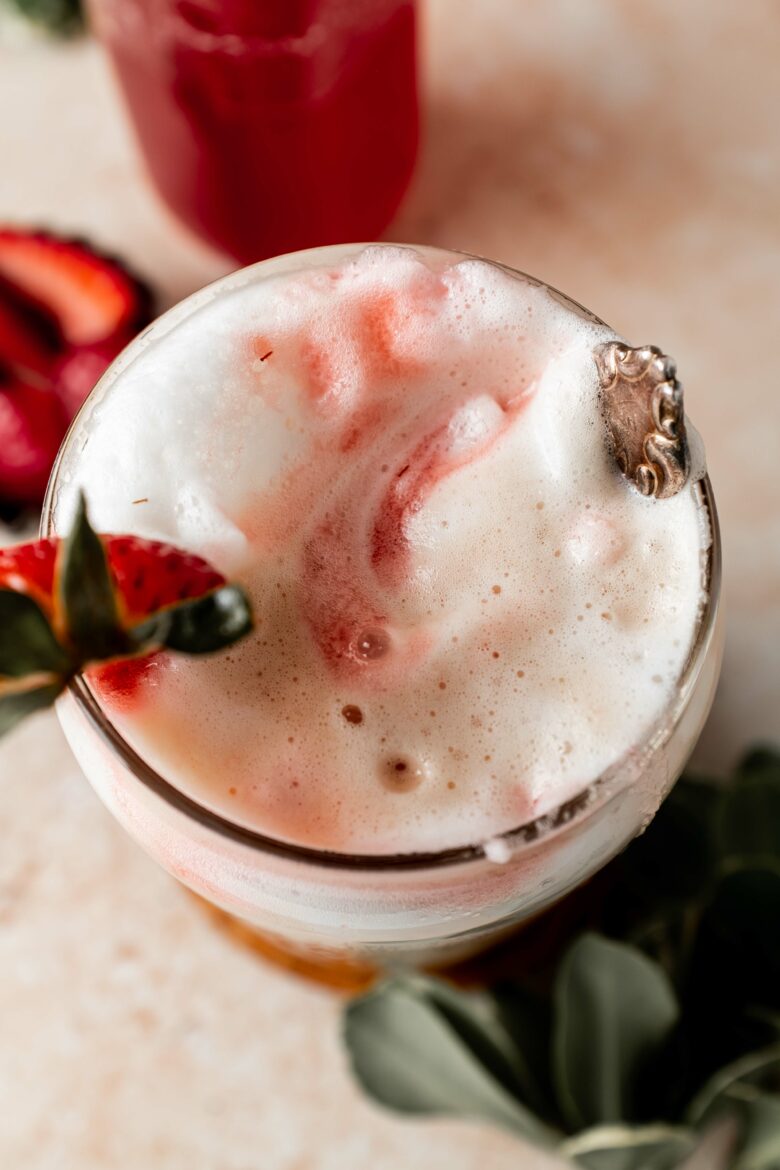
left=89, top=0, right=419, bottom=262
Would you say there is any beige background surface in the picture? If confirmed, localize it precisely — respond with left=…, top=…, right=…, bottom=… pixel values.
left=0, top=1, right=778, bottom=1166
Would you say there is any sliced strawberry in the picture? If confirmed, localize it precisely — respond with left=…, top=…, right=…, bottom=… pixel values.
left=89, top=654, right=163, bottom=707
left=0, top=229, right=153, bottom=347
left=105, top=537, right=226, bottom=622
left=0, top=372, right=68, bottom=505
left=0, top=536, right=57, bottom=611
left=0, top=279, right=63, bottom=378
left=0, top=532, right=225, bottom=621
left=0, top=496, right=252, bottom=737
left=0, top=229, right=154, bottom=507
left=51, top=339, right=119, bottom=419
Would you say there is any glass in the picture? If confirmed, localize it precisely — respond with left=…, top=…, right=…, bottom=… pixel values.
left=42, top=246, right=723, bottom=974
left=87, top=0, right=419, bottom=262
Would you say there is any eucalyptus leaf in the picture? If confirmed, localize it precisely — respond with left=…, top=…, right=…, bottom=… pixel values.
left=58, top=493, right=127, bottom=662
left=560, top=1123, right=695, bottom=1170
left=493, top=984, right=557, bottom=1120
left=0, top=590, right=70, bottom=677
left=156, top=585, right=254, bottom=654
left=718, top=768, right=780, bottom=865
left=727, top=1085, right=780, bottom=1170
left=343, top=977, right=558, bottom=1143
left=552, top=934, right=679, bottom=1129
left=690, top=868, right=780, bottom=1015
left=4, top=0, right=84, bottom=35
left=687, top=1047, right=780, bottom=1125
left=737, top=748, right=780, bottom=781
left=691, top=1082, right=780, bottom=1170
left=613, top=778, right=722, bottom=909
left=0, top=681, right=63, bottom=738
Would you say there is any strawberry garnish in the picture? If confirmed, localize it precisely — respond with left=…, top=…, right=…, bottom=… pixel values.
left=0, top=493, right=253, bottom=738
left=0, top=531, right=225, bottom=622
left=0, top=228, right=154, bottom=508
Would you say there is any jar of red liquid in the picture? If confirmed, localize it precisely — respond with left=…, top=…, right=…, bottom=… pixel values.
left=88, top=0, right=419, bottom=262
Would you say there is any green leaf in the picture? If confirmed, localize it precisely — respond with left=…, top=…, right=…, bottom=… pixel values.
left=343, top=976, right=558, bottom=1143
left=553, top=934, right=679, bottom=1129
left=154, top=585, right=254, bottom=655
left=560, top=1123, right=695, bottom=1170
left=4, top=0, right=84, bottom=35
left=718, top=768, right=780, bottom=865
left=616, top=778, right=723, bottom=908
left=737, top=747, right=780, bottom=780
left=728, top=1086, right=780, bottom=1170
left=688, top=1049, right=780, bottom=1170
left=0, top=681, right=63, bottom=738
left=0, top=590, right=70, bottom=678
left=687, top=1047, right=780, bottom=1125
left=493, top=984, right=557, bottom=1120
left=690, top=868, right=780, bottom=1014
left=57, top=493, right=127, bottom=663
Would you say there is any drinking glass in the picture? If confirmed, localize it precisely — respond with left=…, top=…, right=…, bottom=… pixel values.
left=42, top=245, right=723, bottom=976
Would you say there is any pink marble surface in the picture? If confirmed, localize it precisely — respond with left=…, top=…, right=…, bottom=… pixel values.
left=0, top=1, right=778, bottom=1166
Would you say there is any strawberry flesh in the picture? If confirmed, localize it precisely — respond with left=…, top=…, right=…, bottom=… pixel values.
left=0, top=279, right=63, bottom=378
left=0, top=230, right=152, bottom=346
left=51, top=340, right=119, bottom=419
left=0, top=533, right=225, bottom=620
left=90, top=654, right=163, bottom=707
left=0, top=372, right=68, bottom=504
left=104, top=537, right=225, bottom=621
left=0, top=535, right=57, bottom=611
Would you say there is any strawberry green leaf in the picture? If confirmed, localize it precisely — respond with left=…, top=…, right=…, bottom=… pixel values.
left=152, top=585, right=253, bottom=655
left=57, top=493, right=128, bottom=662
left=0, top=590, right=70, bottom=678
left=0, top=680, right=63, bottom=738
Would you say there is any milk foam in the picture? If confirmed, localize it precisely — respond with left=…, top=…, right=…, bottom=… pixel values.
left=54, top=245, right=709, bottom=854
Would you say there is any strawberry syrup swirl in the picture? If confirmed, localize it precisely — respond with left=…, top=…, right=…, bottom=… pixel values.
left=242, top=270, right=536, bottom=688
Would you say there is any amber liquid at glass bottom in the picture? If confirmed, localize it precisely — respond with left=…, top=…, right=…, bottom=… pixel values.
left=42, top=250, right=723, bottom=987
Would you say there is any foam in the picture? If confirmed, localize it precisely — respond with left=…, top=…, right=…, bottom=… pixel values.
left=54, top=245, right=709, bottom=854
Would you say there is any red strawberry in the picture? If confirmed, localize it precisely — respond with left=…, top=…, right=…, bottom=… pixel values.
left=0, top=229, right=155, bottom=507
left=0, top=279, right=62, bottom=378
left=0, top=495, right=252, bottom=735
left=0, top=532, right=225, bottom=622
left=0, top=371, right=68, bottom=504
left=0, top=229, right=153, bottom=347
left=51, top=339, right=118, bottom=419
left=90, top=654, right=163, bottom=707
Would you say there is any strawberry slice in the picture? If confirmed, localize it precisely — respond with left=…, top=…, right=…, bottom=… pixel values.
left=0, top=229, right=154, bottom=508
left=0, top=279, right=62, bottom=378
left=0, top=230, right=152, bottom=347
left=0, top=532, right=225, bottom=622
left=0, top=494, right=253, bottom=736
left=51, top=339, right=119, bottom=419
left=0, top=370, right=69, bottom=504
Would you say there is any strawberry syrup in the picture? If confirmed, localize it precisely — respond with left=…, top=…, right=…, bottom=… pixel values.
left=92, top=0, right=419, bottom=262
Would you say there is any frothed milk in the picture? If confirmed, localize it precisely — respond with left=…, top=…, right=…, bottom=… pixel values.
left=54, top=245, right=709, bottom=857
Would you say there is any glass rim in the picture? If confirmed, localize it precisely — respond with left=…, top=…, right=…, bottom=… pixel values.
left=41, top=244, right=723, bottom=874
